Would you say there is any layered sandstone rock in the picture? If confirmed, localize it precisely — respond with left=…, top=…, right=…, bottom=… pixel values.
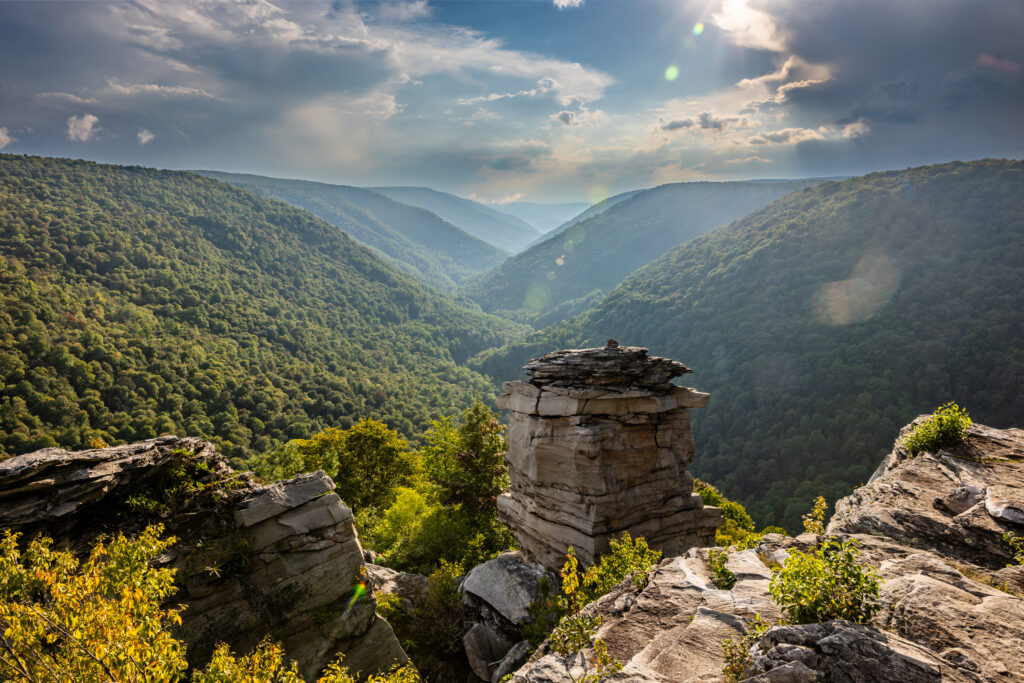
left=0, top=436, right=407, bottom=680
left=497, top=341, right=723, bottom=571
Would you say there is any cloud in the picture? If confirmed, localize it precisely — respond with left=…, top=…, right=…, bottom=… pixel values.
left=841, top=120, right=869, bottom=138
left=662, top=119, right=693, bottom=131
left=456, top=78, right=556, bottom=106
left=137, top=128, right=156, bottom=145
left=711, top=0, right=786, bottom=52
left=0, top=127, right=14, bottom=149
left=698, top=112, right=741, bottom=131
left=724, top=156, right=771, bottom=164
left=553, top=0, right=585, bottom=8
left=66, top=114, right=100, bottom=142
left=748, top=127, right=825, bottom=144
left=373, top=1, right=432, bottom=23
left=37, top=92, right=99, bottom=104
left=106, top=79, right=215, bottom=98
left=553, top=111, right=576, bottom=125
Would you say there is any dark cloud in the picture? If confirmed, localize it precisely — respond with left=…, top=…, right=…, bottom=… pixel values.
left=698, top=112, right=738, bottom=131
left=555, top=111, right=576, bottom=125
left=662, top=119, right=693, bottom=131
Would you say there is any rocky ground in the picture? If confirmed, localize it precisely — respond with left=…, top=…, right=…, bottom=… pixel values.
left=508, top=420, right=1024, bottom=682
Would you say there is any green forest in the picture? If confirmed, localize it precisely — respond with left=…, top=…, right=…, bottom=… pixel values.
left=198, top=171, right=507, bottom=293
left=463, top=179, right=820, bottom=327
left=0, top=154, right=527, bottom=463
left=472, top=159, right=1024, bottom=531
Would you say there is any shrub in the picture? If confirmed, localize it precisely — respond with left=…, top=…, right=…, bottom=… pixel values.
left=708, top=548, right=736, bottom=589
left=721, top=614, right=770, bottom=683
left=801, top=496, right=827, bottom=535
left=0, top=525, right=418, bottom=682
left=549, top=548, right=622, bottom=683
left=769, top=537, right=881, bottom=624
left=1004, top=531, right=1024, bottom=566
left=903, top=402, right=972, bottom=456
left=579, top=532, right=661, bottom=604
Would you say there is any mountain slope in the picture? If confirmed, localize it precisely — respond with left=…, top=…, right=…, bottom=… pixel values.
left=371, top=186, right=541, bottom=253
left=198, top=171, right=506, bottom=292
left=463, top=180, right=820, bottom=327
left=523, top=190, right=642, bottom=249
left=471, top=159, right=1024, bottom=531
left=497, top=201, right=590, bottom=233
left=0, top=154, right=526, bottom=462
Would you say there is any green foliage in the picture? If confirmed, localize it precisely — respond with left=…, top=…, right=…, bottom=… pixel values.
left=903, top=402, right=972, bottom=456
left=1004, top=532, right=1024, bottom=567
left=473, top=160, right=1024, bottom=532
left=578, top=532, right=662, bottom=604
left=708, top=548, right=736, bottom=590
left=253, top=419, right=416, bottom=514
left=695, top=479, right=756, bottom=546
left=0, top=525, right=419, bottom=682
left=801, top=496, right=827, bottom=536
left=721, top=614, right=770, bottom=683
left=527, top=535, right=661, bottom=657
left=549, top=548, right=623, bottom=683
left=359, top=402, right=517, bottom=574
left=374, top=561, right=465, bottom=682
left=769, top=537, right=882, bottom=625
left=0, top=154, right=523, bottom=462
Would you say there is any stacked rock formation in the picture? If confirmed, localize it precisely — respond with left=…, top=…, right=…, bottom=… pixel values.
left=0, top=436, right=407, bottom=679
left=497, top=340, right=723, bottom=570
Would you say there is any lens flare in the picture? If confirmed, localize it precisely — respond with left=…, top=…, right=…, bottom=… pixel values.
left=692, top=22, right=704, bottom=35
left=556, top=256, right=565, bottom=266
left=813, top=251, right=901, bottom=325
left=345, top=582, right=367, bottom=613
left=664, top=65, right=679, bottom=82
left=588, top=184, right=609, bottom=204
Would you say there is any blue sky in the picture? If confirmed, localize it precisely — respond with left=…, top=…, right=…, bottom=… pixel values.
left=0, top=0, right=1021, bottom=202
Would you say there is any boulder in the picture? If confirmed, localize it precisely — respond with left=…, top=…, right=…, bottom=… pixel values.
left=462, top=552, right=547, bottom=625
left=0, top=436, right=408, bottom=680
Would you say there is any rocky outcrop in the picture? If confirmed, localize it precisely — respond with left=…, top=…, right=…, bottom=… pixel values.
left=460, top=552, right=549, bottom=682
left=510, top=420, right=1024, bottom=682
left=0, top=436, right=407, bottom=680
left=828, top=418, right=1024, bottom=568
left=497, top=341, right=723, bottom=571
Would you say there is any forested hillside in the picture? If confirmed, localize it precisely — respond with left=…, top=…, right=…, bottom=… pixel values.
left=198, top=171, right=506, bottom=293
left=463, top=179, right=819, bottom=327
left=371, top=186, right=541, bottom=253
left=471, top=160, right=1024, bottom=530
left=0, top=155, right=526, bottom=462
left=522, top=189, right=641, bottom=249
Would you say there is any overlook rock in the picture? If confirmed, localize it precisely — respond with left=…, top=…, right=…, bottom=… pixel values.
left=0, top=436, right=407, bottom=680
left=497, top=341, right=722, bottom=571
left=511, top=419, right=1024, bottom=682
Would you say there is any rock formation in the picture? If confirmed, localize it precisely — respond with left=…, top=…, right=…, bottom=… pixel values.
left=497, top=341, right=723, bottom=570
left=510, top=419, right=1024, bottom=682
left=0, top=436, right=407, bottom=680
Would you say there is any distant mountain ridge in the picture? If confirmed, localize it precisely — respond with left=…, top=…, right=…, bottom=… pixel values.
left=496, top=200, right=591, bottom=234
left=371, top=186, right=542, bottom=253
left=471, top=159, right=1024, bottom=531
left=463, top=179, right=822, bottom=327
left=197, top=171, right=506, bottom=293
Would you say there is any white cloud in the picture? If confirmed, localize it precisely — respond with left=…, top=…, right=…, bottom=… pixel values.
left=457, top=78, right=556, bottom=106
left=37, top=92, right=99, bottom=104
left=66, top=114, right=100, bottom=142
left=748, top=127, right=825, bottom=144
left=554, top=0, right=585, bottom=8
left=842, top=120, right=869, bottom=138
left=373, top=1, right=432, bottom=23
left=106, top=79, right=215, bottom=98
left=712, top=0, right=786, bottom=52
left=138, top=128, right=156, bottom=145
left=0, top=127, right=14, bottom=149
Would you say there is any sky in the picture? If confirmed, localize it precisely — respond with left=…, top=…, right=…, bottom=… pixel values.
left=0, top=0, right=1022, bottom=203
